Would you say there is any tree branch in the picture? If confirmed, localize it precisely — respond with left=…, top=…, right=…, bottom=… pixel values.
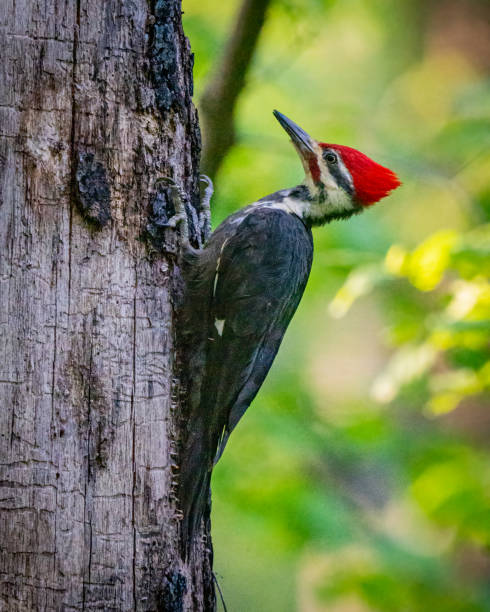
left=200, top=0, right=272, bottom=182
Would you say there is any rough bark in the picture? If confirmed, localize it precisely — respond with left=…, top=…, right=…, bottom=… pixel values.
left=0, top=1, right=214, bottom=610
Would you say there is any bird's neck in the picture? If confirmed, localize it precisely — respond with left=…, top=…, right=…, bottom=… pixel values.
left=258, top=184, right=355, bottom=227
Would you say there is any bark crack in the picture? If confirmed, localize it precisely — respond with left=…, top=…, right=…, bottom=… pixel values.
left=8, top=166, right=17, bottom=450
left=131, top=265, right=138, bottom=611
left=68, top=0, right=81, bottom=314
left=50, top=242, right=59, bottom=581
left=82, top=336, right=94, bottom=611
left=50, top=259, right=59, bottom=444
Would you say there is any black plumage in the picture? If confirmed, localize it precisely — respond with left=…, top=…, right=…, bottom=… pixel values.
left=179, top=203, right=313, bottom=549
left=177, top=109, right=400, bottom=554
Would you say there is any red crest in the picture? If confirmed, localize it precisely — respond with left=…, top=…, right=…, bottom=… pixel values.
left=320, top=144, right=401, bottom=205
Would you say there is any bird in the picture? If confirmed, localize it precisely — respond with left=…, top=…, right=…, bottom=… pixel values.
left=176, top=110, right=401, bottom=552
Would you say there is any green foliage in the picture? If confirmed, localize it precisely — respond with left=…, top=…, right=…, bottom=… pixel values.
left=184, top=0, right=490, bottom=609
left=331, top=226, right=490, bottom=414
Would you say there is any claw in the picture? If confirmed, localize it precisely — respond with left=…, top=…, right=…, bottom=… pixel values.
left=155, top=176, right=189, bottom=248
left=199, top=174, right=213, bottom=240
left=153, top=175, right=212, bottom=250
left=164, top=213, right=187, bottom=229
left=155, top=176, right=176, bottom=188
left=199, top=174, right=213, bottom=190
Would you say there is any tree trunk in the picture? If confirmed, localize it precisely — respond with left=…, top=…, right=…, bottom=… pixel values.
left=0, top=1, right=214, bottom=610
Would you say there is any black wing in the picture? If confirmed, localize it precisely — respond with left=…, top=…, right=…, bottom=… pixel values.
left=179, top=206, right=313, bottom=546
left=210, top=207, right=313, bottom=455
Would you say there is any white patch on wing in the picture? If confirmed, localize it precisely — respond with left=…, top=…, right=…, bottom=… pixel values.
left=228, top=215, right=247, bottom=225
left=213, top=238, right=229, bottom=298
left=213, top=272, right=219, bottom=297
left=214, top=318, right=225, bottom=336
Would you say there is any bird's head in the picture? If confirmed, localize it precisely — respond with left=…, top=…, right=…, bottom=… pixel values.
left=273, top=110, right=401, bottom=225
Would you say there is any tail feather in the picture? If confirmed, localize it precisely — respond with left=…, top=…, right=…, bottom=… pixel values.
left=178, top=430, right=213, bottom=557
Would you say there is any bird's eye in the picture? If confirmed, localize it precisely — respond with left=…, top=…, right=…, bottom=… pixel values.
left=325, top=152, right=337, bottom=164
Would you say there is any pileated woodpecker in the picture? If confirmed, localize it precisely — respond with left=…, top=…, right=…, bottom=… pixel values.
left=177, top=110, right=400, bottom=550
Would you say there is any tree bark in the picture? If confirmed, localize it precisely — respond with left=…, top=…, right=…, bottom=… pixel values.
left=0, top=1, right=213, bottom=610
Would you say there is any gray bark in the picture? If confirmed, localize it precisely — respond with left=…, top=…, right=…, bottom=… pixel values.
left=0, top=1, right=213, bottom=610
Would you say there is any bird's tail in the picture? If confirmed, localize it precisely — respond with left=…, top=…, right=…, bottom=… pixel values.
left=178, top=429, right=213, bottom=558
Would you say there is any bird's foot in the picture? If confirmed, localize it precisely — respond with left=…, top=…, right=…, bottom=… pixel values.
left=154, top=176, right=190, bottom=249
left=153, top=175, right=213, bottom=251
left=199, top=174, right=213, bottom=241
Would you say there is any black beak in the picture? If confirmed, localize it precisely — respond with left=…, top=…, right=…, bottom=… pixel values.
left=273, top=110, right=316, bottom=155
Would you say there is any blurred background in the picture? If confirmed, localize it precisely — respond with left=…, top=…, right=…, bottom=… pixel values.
left=183, top=0, right=490, bottom=609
